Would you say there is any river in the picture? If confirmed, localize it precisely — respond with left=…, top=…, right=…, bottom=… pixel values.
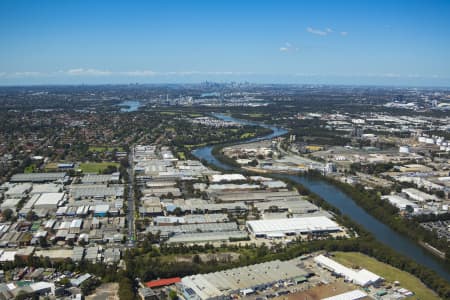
left=192, top=113, right=450, bottom=282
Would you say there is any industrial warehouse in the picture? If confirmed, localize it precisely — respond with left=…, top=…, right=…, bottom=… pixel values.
left=246, top=216, right=342, bottom=238
left=314, top=255, right=383, bottom=287
left=177, top=254, right=411, bottom=300
left=129, top=145, right=350, bottom=246
left=180, top=258, right=309, bottom=299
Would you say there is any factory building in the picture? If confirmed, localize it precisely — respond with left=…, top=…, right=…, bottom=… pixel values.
left=181, top=258, right=308, bottom=300
left=33, top=193, right=65, bottom=209
left=381, top=195, right=419, bottom=212
left=246, top=216, right=341, bottom=238
left=10, top=173, right=67, bottom=183
left=314, top=255, right=382, bottom=287
left=402, top=188, right=439, bottom=202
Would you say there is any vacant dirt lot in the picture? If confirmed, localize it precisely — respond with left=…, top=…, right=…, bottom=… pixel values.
left=275, top=280, right=359, bottom=300
left=86, top=283, right=119, bottom=300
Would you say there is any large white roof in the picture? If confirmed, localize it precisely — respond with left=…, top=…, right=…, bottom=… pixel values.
left=323, top=290, right=368, bottom=300
left=30, top=281, right=55, bottom=293
left=70, top=219, right=83, bottom=228
left=402, top=188, right=438, bottom=202
left=382, top=195, right=417, bottom=209
left=211, top=174, right=246, bottom=182
left=0, top=251, right=16, bottom=262
left=30, top=183, right=61, bottom=194
left=247, top=216, right=340, bottom=235
left=314, top=255, right=382, bottom=286
left=34, top=192, right=64, bottom=207
left=94, top=204, right=110, bottom=213
left=182, top=259, right=307, bottom=299
left=0, top=198, right=21, bottom=209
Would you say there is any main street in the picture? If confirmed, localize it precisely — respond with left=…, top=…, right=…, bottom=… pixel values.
left=126, top=148, right=135, bottom=247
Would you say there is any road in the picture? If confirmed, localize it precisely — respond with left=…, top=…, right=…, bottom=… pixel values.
left=126, top=149, right=135, bottom=247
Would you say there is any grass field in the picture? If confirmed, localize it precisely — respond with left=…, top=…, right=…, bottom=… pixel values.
left=246, top=113, right=268, bottom=118
left=240, top=132, right=255, bottom=139
left=88, top=146, right=124, bottom=152
left=333, top=252, right=439, bottom=300
left=24, top=164, right=37, bottom=173
left=177, top=152, right=186, bottom=160
left=159, top=111, right=178, bottom=115
left=185, top=143, right=208, bottom=150
left=79, top=162, right=119, bottom=173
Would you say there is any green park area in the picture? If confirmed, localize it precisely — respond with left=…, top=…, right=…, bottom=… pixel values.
left=247, top=113, right=267, bottom=117
left=333, top=252, right=440, bottom=300
left=188, top=113, right=203, bottom=117
left=159, top=111, right=178, bottom=115
left=88, top=146, right=124, bottom=152
left=240, top=132, right=255, bottom=139
left=79, top=162, right=119, bottom=173
left=24, top=164, right=37, bottom=173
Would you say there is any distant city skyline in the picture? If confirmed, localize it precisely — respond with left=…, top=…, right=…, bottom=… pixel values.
left=1, top=0, right=450, bottom=86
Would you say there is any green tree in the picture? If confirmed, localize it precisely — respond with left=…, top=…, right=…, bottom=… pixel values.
left=169, top=289, right=178, bottom=300
left=2, top=208, right=13, bottom=221
left=26, top=211, right=36, bottom=221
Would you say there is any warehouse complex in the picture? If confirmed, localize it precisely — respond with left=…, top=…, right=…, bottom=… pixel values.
left=130, top=144, right=350, bottom=247
left=314, top=254, right=383, bottom=287
left=177, top=253, right=403, bottom=300
left=246, top=216, right=342, bottom=238
left=180, top=258, right=309, bottom=300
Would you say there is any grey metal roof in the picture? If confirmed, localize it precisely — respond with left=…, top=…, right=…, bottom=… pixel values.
left=10, top=173, right=66, bottom=182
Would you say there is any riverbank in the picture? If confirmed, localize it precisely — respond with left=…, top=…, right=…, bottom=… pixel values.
left=333, top=252, right=441, bottom=300
left=306, top=171, right=449, bottom=262
left=192, top=113, right=450, bottom=289
left=237, top=140, right=449, bottom=262
left=421, top=242, right=446, bottom=260
left=194, top=145, right=450, bottom=297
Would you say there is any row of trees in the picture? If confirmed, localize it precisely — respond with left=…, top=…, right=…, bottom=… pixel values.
left=194, top=149, right=450, bottom=298
left=123, top=235, right=450, bottom=298
left=307, top=172, right=450, bottom=262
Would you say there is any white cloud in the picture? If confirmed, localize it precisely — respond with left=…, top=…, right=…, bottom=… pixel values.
left=279, top=42, right=299, bottom=52
left=120, top=70, right=157, bottom=76
left=307, top=27, right=348, bottom=37
left=12, top=71, right=43, bottom=77
left=0, top=69, right=258, bottom=78
left=58, top=69, right=159, bottom=77
left=65, top=68, right=112, bottom=76
left=382, top=73, right=401, bottom=78
left=307, top=27, right=329, bottom=36
left=165, top=71, right=199, bottom=76
left=173, top=71, right=255, bottom=76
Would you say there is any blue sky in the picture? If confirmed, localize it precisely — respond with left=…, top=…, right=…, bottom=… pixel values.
left=1, top=0, right=450, bottom=86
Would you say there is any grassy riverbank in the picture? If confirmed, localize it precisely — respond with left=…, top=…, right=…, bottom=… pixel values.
left=333, top=252, right=440, bottom=300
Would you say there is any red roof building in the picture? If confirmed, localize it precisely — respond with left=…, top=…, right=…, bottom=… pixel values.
left=145, top=277, right=181, bottom=288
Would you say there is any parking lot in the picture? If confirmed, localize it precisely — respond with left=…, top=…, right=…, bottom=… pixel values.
left=420, top=220, right=450, bottom=241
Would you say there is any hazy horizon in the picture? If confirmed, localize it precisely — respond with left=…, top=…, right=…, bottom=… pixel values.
left=1, top=0, right=450, bottom=86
